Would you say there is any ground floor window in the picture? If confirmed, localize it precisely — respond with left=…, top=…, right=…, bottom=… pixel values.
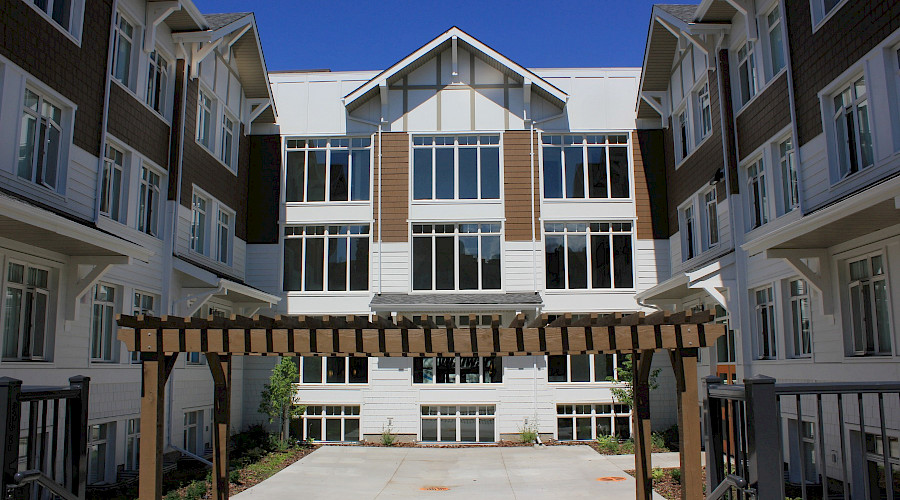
left=87, top=422, right=111, bottom=484
left=865, top=432, right=899, bottom=498
left=421, top=405, right=495, bottom=442
left=302, top=405, right=361, bottom=442
left=125, top=418, right=140, bottom=471
left=556, top=403, right=631, bottom=441
left=183, top=410, right=202, bottom=455
left=413, top=356, right=502, bottom=384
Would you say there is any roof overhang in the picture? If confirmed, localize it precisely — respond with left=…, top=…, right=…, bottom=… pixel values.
left=743, top=174, right=900, bottom=255
left=342, top=26, right=568, bottom=113
left=150, top=0, right=207, bottom=32
left=695, top=0, right=740, bottom=22
left=0, top=192, right=153, bottom=262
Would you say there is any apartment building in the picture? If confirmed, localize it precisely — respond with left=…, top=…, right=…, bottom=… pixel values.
left=0, top=0, right=277, bottom=488
left=244, top=27, right=676, bottom=443
left=635, top=0, right=900, bottom=495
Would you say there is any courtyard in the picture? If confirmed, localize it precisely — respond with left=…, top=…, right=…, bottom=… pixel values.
left=231, top=446, right=670, bottom=499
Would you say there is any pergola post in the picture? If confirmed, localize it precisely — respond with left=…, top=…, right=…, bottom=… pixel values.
left=207, top=353, right=232, bottom=500
left=671, top=349, right=702, bottom=500
left=139, top=352, right=178, bottom=500
left=633, top=350, right=655, bottom=500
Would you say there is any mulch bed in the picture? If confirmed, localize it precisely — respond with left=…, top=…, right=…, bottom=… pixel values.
left=625, top=467, right=706, bottom=500
left=545, top=439, right=669, bottom=455
left=334, top=440, right=537, bottom=448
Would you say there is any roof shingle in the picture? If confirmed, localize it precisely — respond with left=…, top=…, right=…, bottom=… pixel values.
left=656, top=4, right=698, bottom=23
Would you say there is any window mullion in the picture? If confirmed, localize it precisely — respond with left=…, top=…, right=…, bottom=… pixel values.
left=303, top=150, right=310, bottom=202
left=582, top=145, right=589, bottom=199
left=432, top=148, right=437, bottom=201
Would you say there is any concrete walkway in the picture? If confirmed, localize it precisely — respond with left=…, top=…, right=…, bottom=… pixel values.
left=232, top=446, right=672, bottom=499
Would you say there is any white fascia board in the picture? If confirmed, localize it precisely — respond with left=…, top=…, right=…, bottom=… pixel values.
left=634, top=273, right=690, bottom=303
left=219, top=278, right=281, bottom=305
left=342, top=27, right=567, bottom=109
left=172, top=15, right=252, bottom=44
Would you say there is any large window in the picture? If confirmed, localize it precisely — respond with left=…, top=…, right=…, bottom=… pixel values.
left=696, top=83, right=712, bottom=140
left=779, top=138, right=799, bottom=212
left=682, top=205, right=696, bottom=261
left=542, top=134, right=629, bottom=199
left=18, top=88, right=62, bottom=191
left=736, top=41, right=757, bottom=107
left=29, top=0, right=77, bottom=35
left=190, top=193, right=208, bottom=255
left=146, top=50, right=169, bottom=114
left=87, top=423, right=110, bottom=485
left=216, top=209, right=231, bottom=264
left=547, top=354, right=624, bottom=383
left=111, top=11, right=135, bottom=88
left=833, top=77, right=873, bottom=179
left=100, top=145, right=124, bottom=222
left=864, top=432, right=900, bottom=499
left=810, top=0, right=846, bottom=26
left=703, top=188, right=719, bottom=250
left=283, top=225, right=370, bottom=292
left=788, top=279, right=812, bottom=358
left=300, top=405, right=360, bottom=442
left=747, top=159, right=768, bottom=230
left=765, top=6, right=786, bottom=78
left=421, top=405, right=495, bottom=443
left=300, top=357, right=368, bottom=384
left=677, top=111, right=689, bottom=162
left=196, top=89, right=214, bottom=150
left=413, top=357, right=502, bottom=384
left=2, top=262, right=50, bottom=360
left=137, top=165, right=161, bottom=236
left=557, top=404, right=631, bottom=441
left=90, top=284, right=116, bottom=362
left=285, top=138, right=371, bottom=202
left=220, top=114, right=237, bottom=171
left=125, top=418, right=140, bottom=471
left=848, top=254, right=892, bottom=355
left=544, top=222, right=633, bottom=290
left=412, top=223, right=500, bottom=291
left=412, top=135, right=500, bottom=200
left=754, top=286, right=776, bottom=359
left=183, top=410, right=201, bottom=455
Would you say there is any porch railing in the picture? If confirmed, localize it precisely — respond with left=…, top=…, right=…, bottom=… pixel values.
left=0, top=376, right=90, bottom=500
left=704, top=375, right=900, bottom=500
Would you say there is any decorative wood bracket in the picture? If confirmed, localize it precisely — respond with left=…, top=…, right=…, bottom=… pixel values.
left=143, top=1, right=180, bottom=53
left=247, top=98, right=270, bottom=126
left=190, top=39, right=223, bottom=79
left=66, top=256, right=130, bottom=321
left=640, top=91, right=666, bottom=118
left=766, top=249, right=834, bottom=316
left=723, top=0, right=758, bottom=42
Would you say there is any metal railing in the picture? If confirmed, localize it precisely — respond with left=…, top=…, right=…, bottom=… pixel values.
left=0, top=376, right=90, bottom=500
left=704, top=375, right=900, bottom=500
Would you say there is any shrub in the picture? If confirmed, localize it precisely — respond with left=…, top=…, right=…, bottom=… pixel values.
left=229, top=469, right=242, bottom=484
left=669, top=467, right=681, bottom=483
left=518, top=423, right=538, bottom=443
left=164, top=492, right=181, bottom=500
left=595, top=435, right=620, bottom=454
left=381, top=427, right=397, bottom=446
left=651, top=468, right=665, bottom=482
left=620, top=439, right=635, bottom=454
left=650, top=432, right=668, bottom=451
left=183, top=480, right=207, bottom=500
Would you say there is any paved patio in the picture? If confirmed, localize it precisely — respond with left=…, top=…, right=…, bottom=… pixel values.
left=232, top=445, right=670, bottom=499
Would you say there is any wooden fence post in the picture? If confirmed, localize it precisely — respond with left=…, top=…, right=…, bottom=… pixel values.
left=207, top=353, right=232, bottom=500
left=139, top=353, right=177, bottom=500
left=671, top=349, right=702, bottom=500
left=633, top=351, right=654, bottom=500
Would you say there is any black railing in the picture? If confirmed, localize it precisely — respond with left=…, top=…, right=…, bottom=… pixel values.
left=0, top=376, right=89, bottom=500
left=704, top=375, right=900, bottom=500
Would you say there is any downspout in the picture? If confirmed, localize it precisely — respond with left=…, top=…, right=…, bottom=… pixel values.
left=529, top=120, right=537, bottom=293
left=345, top=114, right=382, bottom=294
left=94, top=0, right=119, bottom=221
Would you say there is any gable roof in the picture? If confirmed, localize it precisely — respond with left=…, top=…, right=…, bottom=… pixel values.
left=656, top=4, right=698, bottom=23
left=342, top=26, right=568, bottom=113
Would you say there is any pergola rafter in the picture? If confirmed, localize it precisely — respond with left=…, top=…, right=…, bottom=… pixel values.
left=117, top=310, right=724, bottom=500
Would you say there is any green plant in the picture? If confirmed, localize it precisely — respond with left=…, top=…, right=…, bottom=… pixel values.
left=650, top=432, right=667, bottom=451
left=229, top=469, right=242, bottom=484
left=164, top=491, right=181, bottom=500
left=183, top=480, right=207, bottom=500
left=669, top=467, right=681, bottom=483
left=518, top=422, right=538, bottom=443
left=607, top=354, right=661, bottom=409
left=258, top=358, right=305, bottom=441
left=595, top=435, right=619, bottom=454
left=651, top=468, right=665, bottom=482
left=381, top=425, right=397, bottom=446
left=620, top=439, right=634, bottom=454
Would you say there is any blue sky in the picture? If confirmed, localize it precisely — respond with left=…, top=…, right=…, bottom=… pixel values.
left=192, top=0, right=661, bottom=72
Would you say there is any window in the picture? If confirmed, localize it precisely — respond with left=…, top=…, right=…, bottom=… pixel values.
left=737, top=42, right=757, bottom=107
left=190, top=193, right=208, bottom=255
left=29, top=0, right=76, bottom=34
left=765, top=6, right=786, bottom=78
left=300, top=357, right=368, bottom=384
left=542, top=134, right=629, bottom=199
left=216, top=209, right=231, bottom=264
left=754, top=286, right=776, bottom=359
left=301, top=406, right=360, bottom=442
left=196, top=89, right=213, bottom=149
left=413, top=357, right=502, bottom=384
left=111, top=12, right=135, bottom=88
left=283, top=225, right=370, bottom=292
left=18, top=88, right=62, bottom=190
left=747, top=159, right=768, bottom=230
left=557, top=404, right=631, bottom=441
left=799, top=421, right=818, bottom=483
left=833, top=77, right=874, bottom=179
left=412, top=135, right=500, bottom=201
left=90, top=284, right=116, bottom=362
left=137, top=165, right=160, bottom=236
left=412, top=223, right=501, bottom=291
left=220, top=114, right=236, bottom=170
left=714, top=305, right=737, bottom=365
left=789, top=279, right=812, bottom=358
left=285, top=138, right=371, bottom=202
left=2, top=262, right=50, bottom=360
left=99, top=145, right=124, bottom=221
left=87, top=423, right=109, bottom=485
left=779, top=138, right=799, bottom=212
left=865, top=432, right=899, bottom=499
left=146, top=50, right=168, bottom=114
left=703, top=189, right=719, bottom=250
left=125, top=418, right=139, bottom=471
left=547, top=354, right=624, bottom=383
left=810, top=0, right=846, bottom=26
left=682, top=205, right=696, bottom=261
left=131, top=292, right=155, bottom=363
left=696, top=83, right=712, bottom=140
left=544, top=222, right=633, bottom=290
left=421, top=405, right=495, bottom=443
left=848, top=255, right=892, bottom=355
left=183, top=410, right=200, bottom=455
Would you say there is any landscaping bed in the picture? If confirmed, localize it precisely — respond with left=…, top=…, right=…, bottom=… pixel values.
left=625, top=467, right=707, bottom=500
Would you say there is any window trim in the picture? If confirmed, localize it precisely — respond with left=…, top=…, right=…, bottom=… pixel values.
left=702, top=187, right=719, bottom=250
left=753, top=285, right=778, bottom=360
left=215, top=206, right=233, bottom=265
left=99, top=143, right=125, bottom=222
left=87, top=421, right=111, bottom=485
left=220, top=111, right=238, bottom=173
left=556, top=403, right=632, bottom=441
left=809, top=0, right=851, bottom=32
left=846, top=252, right=893, bottom=356
left=681, top=203, right=696, bottom=261
left=540, top=133, right=632, bottom=199
left=412, top=356, right=503, bottom=385
left=301, top=405, right=362, bottom=442
left=1, top=258, right=52, bottom=361
left=89, top=283, right=118, bottom=363
left=190, top=190, right=209, bottom=256
left=21, top=0, right=85, bottom=45
left=546, top=354, right=625, bottom=384
left=420, top=404, right=496, bottom=443
left=111, top=9, right=138, bottom=90
left=761, top=2, right=787, bottom=82
left=283, top=224, right=371, bottom=293
left=787, top=278, right=813, bottom=359
left=830, top=74, right=874, bottom=182
left=145, top=48, right=171, bottom=118
left=137, top=161, right=163, bottom=237
left=411, top=134, right=504, bottom=202
left=299, top=356, right=369, bottom=385
left=543, top=221, right=635, bottom=291
left=777, top=136, right=800, bottom=213
left=745, top=157, right=769, bottom=231
left=284, top=137, right=373, bottom=204
left=410, top=222, right=503, bottom=292
left=196, top=85, right=216, bottom=153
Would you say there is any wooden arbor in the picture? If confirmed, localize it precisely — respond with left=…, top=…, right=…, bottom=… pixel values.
left=117, top=310, right=724, bottom=500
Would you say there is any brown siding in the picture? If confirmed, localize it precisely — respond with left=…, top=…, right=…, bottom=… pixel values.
left=247, top=135, right=281, bottom=244
left=735, top=72, right=791, bottom=160
left=106, top=83, right=171, bottom=169
left=786, top=0, right=900, bottom=146
left=665, top=68, right=726, bottom=236
left=375, top=132, right=409, bottom=242
left=503, top=130, right=540, bottom=241
left=633, top=130, right=669, bottom=240
left=180, top=78, right=249, bottom=240
left=0, top=1, right=112, bottom=155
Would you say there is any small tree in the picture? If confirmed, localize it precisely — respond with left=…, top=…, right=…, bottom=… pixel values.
left=259, top=358, right=304, bottom=442
left=607, top=354, right=660, bottom=408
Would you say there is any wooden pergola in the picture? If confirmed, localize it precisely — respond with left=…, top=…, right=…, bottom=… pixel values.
left=117, top=310, right=724, bottom=500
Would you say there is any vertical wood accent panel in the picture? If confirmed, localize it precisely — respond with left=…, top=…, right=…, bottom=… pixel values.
left=633, top=130, right=669, bottom=240
left=503, top=130, right=540, bottom=241
left=375, top=132, right=410, bottom=242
